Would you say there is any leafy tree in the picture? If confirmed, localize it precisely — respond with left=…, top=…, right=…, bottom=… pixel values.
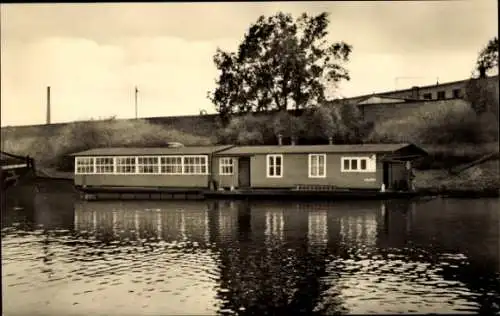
left=475, top=36, right=498, bottom=78
left=216, top=113, right=275, bottom=145
left=465, top=37, right=499, bottom=118
left=272, top=111, right=306, bottom=142
left=208, top=12, right=352, bottom=122
left=465, top=78, right=499, bottom=117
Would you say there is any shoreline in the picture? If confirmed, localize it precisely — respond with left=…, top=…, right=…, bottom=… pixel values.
left=29, top=166, right=500, bottom=199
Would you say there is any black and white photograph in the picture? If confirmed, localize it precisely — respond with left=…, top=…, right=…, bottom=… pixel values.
left=1, top=1, right=499, bottom=315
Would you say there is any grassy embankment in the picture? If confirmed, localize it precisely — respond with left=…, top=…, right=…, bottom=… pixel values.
left=215, top=97, right=499, bottom=192
left=1, top=118, right=214, bottom=179
left=2, top=99, right=498, bottom=193
left=414, top=145, right=499, bottom=192
left=367, top=100, right=499, bottom=192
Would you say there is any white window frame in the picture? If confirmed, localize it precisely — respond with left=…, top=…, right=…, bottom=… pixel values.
left=308, top=154, right=327, bottom=178
left=137, top=156, right=160, bottom=174
left=183, top=155, right=209, bottom=175
left=219, top=157, right=234, bottom=175
left=75, top=157, right=94, bottom=174
left=94, top=156, right=115, bottom=174
left=115, top=156, right=137, bottom=174
left=160, top=156, right=183, bottom=175
left=341, top=156, right=376, bottom=173
left=75, top=154, right=210, bottom=175
left=266, top=154, right=283, bottom=178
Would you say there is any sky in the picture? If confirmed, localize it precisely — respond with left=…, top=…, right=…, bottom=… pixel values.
left=1, top=1, right=498, bottom=126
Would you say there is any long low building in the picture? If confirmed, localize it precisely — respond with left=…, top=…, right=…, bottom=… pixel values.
left=72, top=145, right=232, bottom=190
left=71, top=143, right=428, bottom=197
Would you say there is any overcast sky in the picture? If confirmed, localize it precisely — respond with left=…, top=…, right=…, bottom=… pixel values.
left=1, top=1, right=498, bottom=126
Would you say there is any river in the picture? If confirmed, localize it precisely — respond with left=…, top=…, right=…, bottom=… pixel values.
left=2, top=180, right=500, bottom=315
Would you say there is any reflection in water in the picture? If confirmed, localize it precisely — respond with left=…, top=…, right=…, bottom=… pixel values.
left=265, top=208, right=284, bottom=243
left=339, top=206, right=378, bottom=248
left=308, top=210, right=327, bottom=252
left=2, top=181, right=500, bottom=315
left=74, top=201, right=213, bottom=246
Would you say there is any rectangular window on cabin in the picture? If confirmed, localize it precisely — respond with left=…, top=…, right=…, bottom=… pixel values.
left=343, top=159, right=350, bottom=171
left=351, top=159, right=358, bottom=170
left=75, top=157, right=94, bottom=174
left=423, top=93, right=432, bottom=100
left=453, top=89, right=462, bottom=98
left=219, top=157, right=234, bottom=175
left=267, top=154, right=283, bottom=178
left=360, top=159, right=367, bottom=170
left=160, top=156, right=183, bottom=174
left=137, top=156, right=159, bottom=174
left=95, top=157, right=114, bottom=174
left=309, top=154, right=326, bottom=178
left=116, top=157, right=136, bottom=173
left=183, top=156, right=208, bottom=175
left=341, top=157, right=375, bottom=172
left=437, top=91, right=446, bottom=99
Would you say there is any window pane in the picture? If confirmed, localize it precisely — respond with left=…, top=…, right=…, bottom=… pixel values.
left=269, top=166, right=274, bottom=176
left=343, top=159, right=350, bottom=170
left=351, top=159, right=358, bottom=170
left=360, top=159, right=367, bottom=170
left=311, top=155, right=317, bottom=166
left=276, top=156, right=282, bottom=166
left=275, top=166, right=281, bottom=176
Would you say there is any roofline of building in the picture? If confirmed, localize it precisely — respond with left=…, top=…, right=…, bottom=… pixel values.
left=356, top=96, right=468, bottom=107
left=214, top=143, right=420, bottom=155
left=69, top=145, right=233, bottom=157
left=340, top=74, right=499, bottom=102
left=71, top=143, right=422, bottom=156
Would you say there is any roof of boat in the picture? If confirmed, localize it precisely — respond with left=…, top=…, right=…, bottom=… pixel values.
left=70, top=145, right=234, bottom=156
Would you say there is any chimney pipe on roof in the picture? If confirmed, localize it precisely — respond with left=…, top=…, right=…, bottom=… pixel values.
left=328, top=137, right=333, bottom=145
left=278, top=133, right=283, bottom=146
left=291, top=136, right=296, bottom=146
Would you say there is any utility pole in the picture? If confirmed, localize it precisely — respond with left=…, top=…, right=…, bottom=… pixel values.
left=46, top=86, right=51, bottom=125
left=135, top=86, right=139, bottom=119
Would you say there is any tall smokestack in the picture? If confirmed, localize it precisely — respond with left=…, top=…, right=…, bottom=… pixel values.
left=46, top=86, right=51, bottom=125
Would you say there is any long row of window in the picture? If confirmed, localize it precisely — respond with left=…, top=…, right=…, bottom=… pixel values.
left=75, top=156, right=209, bottom=175
left=266, top=154, right=376, bottom=178
left=75, top=154, right=376, bottom=177
left=422, top=88, right=462, bottom=100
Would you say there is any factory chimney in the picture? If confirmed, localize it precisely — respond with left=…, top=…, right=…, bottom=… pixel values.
left=46, top=86, right=51, bottom=125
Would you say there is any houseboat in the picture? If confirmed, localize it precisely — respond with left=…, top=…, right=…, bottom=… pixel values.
left=71, top=143, right=428, bottom=201
left=209, top=143, right=427, bottom=199
left=72, top=145, right=233, bottom=200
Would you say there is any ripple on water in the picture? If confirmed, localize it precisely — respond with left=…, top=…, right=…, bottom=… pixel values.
left=3, top=198, right=500, bottom=315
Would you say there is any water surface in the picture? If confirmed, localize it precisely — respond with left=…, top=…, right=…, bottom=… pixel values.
left=2, top=181, right=500, bottom=315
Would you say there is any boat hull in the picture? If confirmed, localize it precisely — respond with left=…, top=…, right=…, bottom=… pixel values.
left=75, top=185, right=422, bottom=201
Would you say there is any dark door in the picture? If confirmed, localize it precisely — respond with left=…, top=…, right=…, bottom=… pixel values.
left=383, top=162, right=390, bottom=189
left=238, top=157, right=251, bottom=188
